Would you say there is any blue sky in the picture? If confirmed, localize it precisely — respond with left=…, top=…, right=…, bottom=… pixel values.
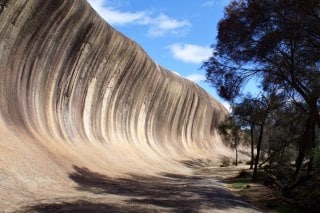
left=87, top=0, right=231, bottom=108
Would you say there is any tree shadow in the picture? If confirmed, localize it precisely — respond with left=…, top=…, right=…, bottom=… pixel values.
left=64, top=165, right=258, bottom=212
left=23, top=200, right=149, bottom=213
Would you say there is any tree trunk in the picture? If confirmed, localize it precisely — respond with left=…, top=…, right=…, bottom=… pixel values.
left=253, top=123, right=264, bottom=180
left=294, top=112, right=316, bottom=181
left=308, top=119, right=316, bottom=173
left=295, top=144, right=305, bottom=181
left=250, top=124, right=254, bottom=169
left=308, top=155, right=314, bottom=173
left=235, top=144, right=238, bottom=166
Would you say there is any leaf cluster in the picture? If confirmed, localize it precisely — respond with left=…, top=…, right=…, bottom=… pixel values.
left=203, top=0, right=320, bottom=104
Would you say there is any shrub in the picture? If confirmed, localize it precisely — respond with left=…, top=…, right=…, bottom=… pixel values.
left=220, top=157, right=230, bottom=167
left=238, top=170, right=252, bottom=178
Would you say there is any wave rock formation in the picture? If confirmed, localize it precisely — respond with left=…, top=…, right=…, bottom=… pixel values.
left=0, top=0, right=231, bottom=210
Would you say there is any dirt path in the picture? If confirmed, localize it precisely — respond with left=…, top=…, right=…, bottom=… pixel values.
left=15, top=165, right=265, bottom=213
left=197, top=165, right=295, bottom=213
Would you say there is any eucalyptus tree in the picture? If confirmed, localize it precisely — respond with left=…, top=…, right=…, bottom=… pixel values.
left=203, top=0, right=320, bottom=180
left=218, top=116, right=242, bottom=166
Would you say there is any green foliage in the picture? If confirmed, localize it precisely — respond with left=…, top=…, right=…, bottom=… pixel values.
left=218, top=116, right=241, bottom=149
left=312, top=147, right=320, bottom=170
left=204, top=0, right=320, bottom=188
left=232, top=182, right=248, bottom=189
left=203, top=0, right=320, bottom=103
left=218, top=116, right=244, bottom=166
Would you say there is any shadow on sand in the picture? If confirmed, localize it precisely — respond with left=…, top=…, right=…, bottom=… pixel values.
left=25, top=165, right=258, bottom=212
left=24, top=200, right=147, bottom=213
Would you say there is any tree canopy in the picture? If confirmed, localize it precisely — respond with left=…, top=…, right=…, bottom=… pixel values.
left=203, top=0, right=320, bottom=197
left=203, top=0, right=320, bottom=114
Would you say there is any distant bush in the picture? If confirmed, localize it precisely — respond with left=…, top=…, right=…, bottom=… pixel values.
left=220, top=157, right=230, bottom=167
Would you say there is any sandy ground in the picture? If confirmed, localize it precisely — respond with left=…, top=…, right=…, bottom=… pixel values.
left=8, top=162, right=265, bottom=213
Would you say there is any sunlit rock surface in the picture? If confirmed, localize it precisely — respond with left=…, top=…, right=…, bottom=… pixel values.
left=0, top=0, right=237, bottom=211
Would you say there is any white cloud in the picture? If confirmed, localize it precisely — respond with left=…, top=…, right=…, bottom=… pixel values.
left=99, top=8, right=146, bottom=25
left=88, top=0, right=146, bottom=25
left=201, top=0, right=215, bottom=7
left=146, top=14, right=190, bottom=37
left=169, top=44, right=212, bottom=64
left=88, top=0, right=190, bottom=37
left=201, top=0, right=231, bottom=7
left=185, top=74, right=206, bottom=83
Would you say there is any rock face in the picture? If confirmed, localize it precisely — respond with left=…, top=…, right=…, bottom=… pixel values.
left=0, top=0, right=228, bottom=210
